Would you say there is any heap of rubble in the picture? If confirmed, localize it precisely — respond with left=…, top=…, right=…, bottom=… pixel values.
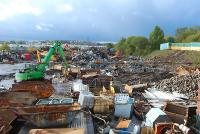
left=156, top=73, right=200, bottom=98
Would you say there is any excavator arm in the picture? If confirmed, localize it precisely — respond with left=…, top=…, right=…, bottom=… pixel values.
left=15, top=41, right=69, bottom=81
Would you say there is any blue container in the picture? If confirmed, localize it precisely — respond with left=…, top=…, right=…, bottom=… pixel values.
left=160, top=43, right=170, bottom=50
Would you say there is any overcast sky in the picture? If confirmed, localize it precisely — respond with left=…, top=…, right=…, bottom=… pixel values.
left=0, top=0, right=200, bottom=41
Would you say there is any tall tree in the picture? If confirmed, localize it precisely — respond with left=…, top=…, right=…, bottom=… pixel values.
left=116, top=37, right=127, bottom=53
left=164, top=36, right=175, bottom=43
left=149, top=26, right=164, bottom=50
left=116, top=36, right=148, bottom=55
left=126, top=36, right=148, bottom=50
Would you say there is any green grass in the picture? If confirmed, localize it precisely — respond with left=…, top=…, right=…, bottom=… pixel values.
left=184, top=51, right=200, bottom=67
left=146, top=50, right=176, bottom=58
left=146, top=50, right=200, bottom=67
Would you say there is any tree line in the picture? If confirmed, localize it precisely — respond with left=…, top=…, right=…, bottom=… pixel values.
left=110, top=26, right=200, bottom=56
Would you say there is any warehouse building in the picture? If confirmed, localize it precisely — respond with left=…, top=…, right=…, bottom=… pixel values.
left=160, top=42, right=200, bottom=51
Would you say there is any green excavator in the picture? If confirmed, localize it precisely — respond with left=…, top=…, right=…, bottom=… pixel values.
left=15, top=41, right=68, bottom=81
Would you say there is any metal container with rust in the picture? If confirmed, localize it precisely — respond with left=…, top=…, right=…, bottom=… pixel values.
left=14, top=103, right=80, bottom=127
left=93, top=96, right=110, bottom=114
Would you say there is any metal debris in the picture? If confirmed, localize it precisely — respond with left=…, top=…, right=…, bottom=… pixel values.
left=156, top=73, right=200, bottom=98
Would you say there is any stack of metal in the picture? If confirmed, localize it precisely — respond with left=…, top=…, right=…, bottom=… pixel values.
left=156, top=73, right=200, bottom=98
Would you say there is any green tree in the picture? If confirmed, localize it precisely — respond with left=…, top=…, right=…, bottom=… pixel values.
left=183, top=31, right=200, bottom=42
left=164, top=36, right=175, bottom=43
left=116, top=36, right=148, bottom=55
left=149, top=26, right=164, bottom=50
left=131, top=36, right=148, bottom=49
left=116, top=37, right=127, bottom=53
left=176, top=26, right=200, bottom=42
left=0, top=42, right=10, bottom=51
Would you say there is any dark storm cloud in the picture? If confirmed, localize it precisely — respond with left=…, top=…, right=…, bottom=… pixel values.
left=0, top=0, right=200, bottom=41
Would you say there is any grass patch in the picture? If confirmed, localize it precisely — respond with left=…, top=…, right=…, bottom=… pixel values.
left=184, top=51, right=200, bottom=67
left=146, top=50, right=176, bottom=58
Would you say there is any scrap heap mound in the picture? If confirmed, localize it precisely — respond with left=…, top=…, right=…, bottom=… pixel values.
left=156, top=73, right=200, bottom=98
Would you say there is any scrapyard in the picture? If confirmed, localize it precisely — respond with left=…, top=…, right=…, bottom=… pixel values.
left=0, top=41, right=200, bottom=134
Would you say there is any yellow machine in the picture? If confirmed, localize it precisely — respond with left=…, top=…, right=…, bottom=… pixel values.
left=37, top=50, right=56, bottom=63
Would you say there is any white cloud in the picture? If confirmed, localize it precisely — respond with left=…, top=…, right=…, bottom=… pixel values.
left=35, top=25, right=42, bottom=30
left=35, top=23, right=54, bottom=31
left=0, top=0, right=43, bottom=21
left=56, top=3, right=73, bottom=13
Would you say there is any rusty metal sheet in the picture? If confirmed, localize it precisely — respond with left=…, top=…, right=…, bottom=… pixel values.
left=14, top=103, right=80, bottom=115
left=164, top=111, right=185, bottom=125
left=141, top=127, right=154, bottom=134
left=0, top=92, right=37, bottom=107
left=154, top=123, right=173, bottom=134
left=164, top=103, right=187, bottom=116
left=29, top=128, right=84, bottom=134
left=164, top=102, right=197, bottom=126
left=82, top=75, right=113, bottom=88
left=0, top=120, right=12, bottom=134
left=11, top=103, right=80, bottom=127
left=80, top=69, right=100, bottom=76
left=197, top=89, right=200, bottom=114
left=0, top=109, right=17, bottom=123
left=12, top=79, right=54, bottom=98
left=23, top=111, right=79, bottom=127
left=0, top=109, right=16, bottom=134
left=82, top=72, right=98, bottom=78
left=93, top=96, right=111, bottom=114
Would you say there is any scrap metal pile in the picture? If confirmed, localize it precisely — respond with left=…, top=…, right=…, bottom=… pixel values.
left=156, top=73, right=200, bottom=98
left=0, top=45, right=200, bottom=134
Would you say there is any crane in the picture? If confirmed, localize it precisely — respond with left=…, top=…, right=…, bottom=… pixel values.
left=15, top=41, right=68, bottom=81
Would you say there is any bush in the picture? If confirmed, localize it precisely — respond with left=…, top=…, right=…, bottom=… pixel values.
left=0, top=42, right=10, bottom=51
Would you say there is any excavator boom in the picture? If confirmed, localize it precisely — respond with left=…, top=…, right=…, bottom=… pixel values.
left=15, top=41, right=68, bottom=81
